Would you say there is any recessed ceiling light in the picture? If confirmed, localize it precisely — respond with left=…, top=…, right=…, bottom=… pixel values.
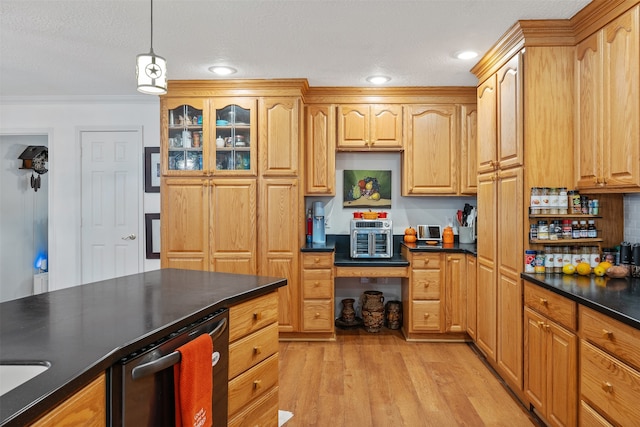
left=208, top=66, right=237, bottom=76
left=366, top=75, right=391, bottom=85
left=454, top=50, right=479, bottom=60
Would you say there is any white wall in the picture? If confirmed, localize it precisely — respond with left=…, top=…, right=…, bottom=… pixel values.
left=0, top=135, right=48, bottom=302
left=0, top=96, right=161, bottom=293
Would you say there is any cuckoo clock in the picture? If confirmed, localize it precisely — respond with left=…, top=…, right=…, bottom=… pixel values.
left=18, top=145, right=48, bottom=191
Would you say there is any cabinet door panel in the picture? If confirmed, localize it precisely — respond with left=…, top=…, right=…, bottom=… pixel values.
left=259, top=178, right=299, bottom=332
left=460, top=104, right=478, bottom=194
left=497, top=54, right=523, bottom=169
left=211, top=179, right=257, bottom=274
left=445, top=254, right=466, bottom=333
left=465, top=255, right=477, bottom=340
left=575, top=33, right=602, bottom=189
left=403, top=104, right=458, bottom=194
left=370, top=104, right=402, bottom=148
left=411, top=301, right=442, bottom=332
left=497, top=168, right=523, bottom=274
left=260, top=97, right=300, bottom=176
left=305, top=105, right=336, bottom=195
left=603, top=6, right=640, bottom=189
left=337, top=105, right=368, bottom=147
left=161, top=178, right=209, bottom=270
left=524, top=308, right=547, bottom=412
left=547, top=321, right=578, bottom=427
left=477, top=75, right=498, bottom=174
left=476, top=259, right=496, bottom=361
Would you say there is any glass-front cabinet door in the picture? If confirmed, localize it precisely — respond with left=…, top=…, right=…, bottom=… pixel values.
left=162, top=98, right=209, bottom=175
left=211, top=98, right=257, bottom=175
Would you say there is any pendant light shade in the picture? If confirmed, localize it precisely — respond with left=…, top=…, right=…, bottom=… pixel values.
left=137, top=0, right=167, bottom=94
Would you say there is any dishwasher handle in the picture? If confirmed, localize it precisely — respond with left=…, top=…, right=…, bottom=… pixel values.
left=131, top=317, right=227, bottom=381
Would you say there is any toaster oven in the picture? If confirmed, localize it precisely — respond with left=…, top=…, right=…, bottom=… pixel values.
left=350, top=219, right=393, bottom=258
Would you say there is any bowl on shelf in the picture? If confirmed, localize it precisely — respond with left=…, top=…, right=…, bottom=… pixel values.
left=216, top=120, right=228, bottom=126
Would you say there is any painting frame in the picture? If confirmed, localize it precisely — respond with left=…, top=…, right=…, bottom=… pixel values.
left=145, top=213, right=161, bottom=259
left=144, top=147, right=161, bottom=193
left=343, top=170, right=392, bottom=208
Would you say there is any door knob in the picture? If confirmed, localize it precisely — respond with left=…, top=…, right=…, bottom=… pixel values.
left=121, top=234, right=137, bottom=240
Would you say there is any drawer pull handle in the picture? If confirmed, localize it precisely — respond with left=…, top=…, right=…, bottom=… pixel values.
left=424, top=313, right=430, bottom=319
left=601, top=382, right=613, bottom=393
left=314, top=281, right=320, bottom=286
left=253, top=346, right=262, bottom=355
left=423, top=282, right=430, bottom=288
left=315, top=312, right=320, bottom=318
left=253, top=380, right=262, bottom=389
left=314, top=257, right=320, bottom=263
left=539, top=298, right=548, bottom=305
left=253, top=312, right=262, bottom=321
left=602, top=329, right=613, bottom=339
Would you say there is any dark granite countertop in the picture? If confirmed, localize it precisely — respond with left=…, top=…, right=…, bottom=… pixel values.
left=301, top=234, right=477, bottom=263
left=521, top=272, right=640, bottom=330
left=0, top=269, right=286, bottom=426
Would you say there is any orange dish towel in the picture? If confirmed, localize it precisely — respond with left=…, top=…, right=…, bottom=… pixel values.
left=174, top=334, right=213, bottom=427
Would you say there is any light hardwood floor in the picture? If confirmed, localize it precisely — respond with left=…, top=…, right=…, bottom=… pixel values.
left=279, top=329, right=540, bottom=427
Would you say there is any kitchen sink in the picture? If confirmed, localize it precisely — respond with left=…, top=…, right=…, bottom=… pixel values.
left=0, top=363, right=50, bottom=396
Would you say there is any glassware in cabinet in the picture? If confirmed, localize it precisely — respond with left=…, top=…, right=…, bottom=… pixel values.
left=166, top=101, right=205, bottom=173
left=212, top=99, right=256, bottom=173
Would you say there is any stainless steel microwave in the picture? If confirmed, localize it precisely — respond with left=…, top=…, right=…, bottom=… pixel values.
left=350, top=219, right=393, bottom=258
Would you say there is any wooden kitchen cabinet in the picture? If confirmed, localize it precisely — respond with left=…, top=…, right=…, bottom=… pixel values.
left=30, top=373, right=106, bottom=427
left=300, top=252, right=334, bottom=333
left=161, top=177, right=257, bottom=274
left=445, top=253, right=466, bottom=333
left=161, top=97, right=209, bottom=175
left=258, top=177, right=300, bottom=333
left=460, top=103, right=478, bottom=194
left=259, top=97, right=300, bottom=177
left=402, top=104, right=459, bottom=195
left=579, top=305, right=640, bottom=426
left=337, top=104, right=402, bottom=150
left=477, top=53, right=523, bottom=174
left=401, top=250, right=443, bottom=337
left=575, top=5, right=640, bottom=192
left=211, top=98, right=258, bottom=175
left=304, top=104, right=336, bottom=195
left=228, top=292, right=279, bottom=426
left=465, top=254, right=477, bottom=341
left=524, top=282, right=578, bottom=427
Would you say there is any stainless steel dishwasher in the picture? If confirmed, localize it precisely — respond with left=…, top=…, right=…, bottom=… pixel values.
left=109, top=308, right=229, bottom=427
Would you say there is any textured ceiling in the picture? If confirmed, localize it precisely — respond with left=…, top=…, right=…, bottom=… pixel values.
left=0, top=0, right=591, bottom=97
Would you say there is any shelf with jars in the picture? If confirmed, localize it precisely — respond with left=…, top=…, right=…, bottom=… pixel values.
left=213, top=102, right=255, bottom=172
left=529, top=215, right=601, bottom=245
left=167, top=104, right=204, bottom=171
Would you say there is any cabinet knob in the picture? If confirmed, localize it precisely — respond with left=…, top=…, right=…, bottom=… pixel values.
left=253, top=346, right=262, bottom=355
left=253, top=380, right=262, bottom=389
left=539, top=298, right=548, bottom=306
left=315, top=312, right=320, bottom=318
left=601, top=381, right=613, bottom=393
left=253, top=312, right=262, bottom=321
left=423, top=282, right=430, bottom=288
left=602, top=329, right=613, bottom=339
left=424, top=313, right=430, bottom=319
left=314, top=257, right=320, bottom=264
left=538, top=321, right=545, bottom=327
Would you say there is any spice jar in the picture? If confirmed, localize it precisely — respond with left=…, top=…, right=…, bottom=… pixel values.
left=540, top=187, right=550, bottom=214
left=558, top=187, right=568, bottom=214
left=530, top=187, right=541, bottom=214
left=544, top=246, right=554, bottom=274
left=553, top=247, right=563, bottom=274
left=537, top=220, right=549, bottom=240
left=549, top=187, right=559, bottom=214
left=568, top=190, right=582, bottom=214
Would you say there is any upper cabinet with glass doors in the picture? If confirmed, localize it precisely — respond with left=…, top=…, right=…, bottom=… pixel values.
left=161, top=97, right=257, bottom=176
left=212, top=98, right=257, bottom=175
left=163, top=98, right=208, bottom=174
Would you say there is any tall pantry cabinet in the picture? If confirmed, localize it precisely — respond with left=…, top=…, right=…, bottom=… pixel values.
left=472, top=22, right=576, bottom=404
left=160, top=81, right=307, bottom=334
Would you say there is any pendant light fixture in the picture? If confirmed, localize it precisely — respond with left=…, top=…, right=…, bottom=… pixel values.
left=136, top=0, right=167, bottom=94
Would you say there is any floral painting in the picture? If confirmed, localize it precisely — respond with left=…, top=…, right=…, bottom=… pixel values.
left=343, top=170, right=392, bottom=208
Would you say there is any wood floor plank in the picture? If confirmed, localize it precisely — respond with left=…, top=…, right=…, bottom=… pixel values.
left=279, top=329, right=539, bottom=426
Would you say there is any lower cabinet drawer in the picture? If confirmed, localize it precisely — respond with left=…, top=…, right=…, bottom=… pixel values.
left=229, top=323, right=279, bottom=379
left=580, top=341, right=640, bottom=426
left=580, top=400, right=613, bottom=427
left=411, top=301, right=442, bottom=331
left=228, top=353, right=279, bottom=417
left=411, top=270, right=441, bottom=300
left=228, top=386, right=279, bottom=427
left=302, top=269, right=333, bottom=299
left=302, top=300, right=333, bottom=331
left=229, top=292, right=279, bottom=342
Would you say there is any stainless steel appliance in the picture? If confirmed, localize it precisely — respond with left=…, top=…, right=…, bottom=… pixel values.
left=350, top=219, right=393, bottom=258
left=109, top=308, right=229, bottom=427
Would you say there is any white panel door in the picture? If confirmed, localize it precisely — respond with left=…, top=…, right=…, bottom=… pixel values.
left=81, top=130, right=140, bottom=284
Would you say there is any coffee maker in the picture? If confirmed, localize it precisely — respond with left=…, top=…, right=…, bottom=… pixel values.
left=312, top=201, right=326, bottom=244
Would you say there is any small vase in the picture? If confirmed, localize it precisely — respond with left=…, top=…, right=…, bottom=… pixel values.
left=361, top=290, right=384, bottom=333
left=339, top=298, right=356, bottom=324
left=385, top=300, right=402, bottom=330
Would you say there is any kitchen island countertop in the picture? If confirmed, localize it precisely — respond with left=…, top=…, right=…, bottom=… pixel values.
left=0, top=269, right=286, bottom=426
